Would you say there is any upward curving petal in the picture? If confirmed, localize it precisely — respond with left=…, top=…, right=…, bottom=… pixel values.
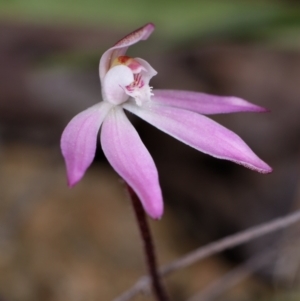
left=100, top=107, right=163, bottom=219
left=61, top=102, right=113, bottom=186
left=152, top=90, right=268, bottom=115
left=124, top=102, right=272, bottom=173
left=99, top=23, right=155, bottom=81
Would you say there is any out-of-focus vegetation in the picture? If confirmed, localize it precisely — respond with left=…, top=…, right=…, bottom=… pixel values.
left=0, top=0, right=299, bottom=42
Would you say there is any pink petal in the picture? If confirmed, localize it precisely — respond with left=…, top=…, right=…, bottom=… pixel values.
left=152, top=90, right=268, bottom=115
left=99, top=23, right=155, bottom=81
left=61, top=102, right=113, bottom=186
left=100, top=107, right=163, bottom=219
left=124, top=102, right=272, bottom=173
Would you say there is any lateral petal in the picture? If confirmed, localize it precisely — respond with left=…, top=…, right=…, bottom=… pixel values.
left=99, top=23, right=155, bottom=81
left=152, top=90, right=268, bottom=115
left=124, top=102, right=272, bottom=173
left=61, top=102, right=113, bottom=186
left=100, top=107, right=163, bottom=219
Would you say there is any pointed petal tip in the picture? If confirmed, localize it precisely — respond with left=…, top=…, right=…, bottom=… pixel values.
left=260, top=165, right=273, bottom=174
left=260, top=160, right=273, bottom=173
left=256, top=166, right=273, bottom=174
left=67, top=180, right=74, bottom=188
left=249, top=105, right=270, bottom=113
left=146, top=22, right=155, bottom=28
left=228, top=96, right=270, bottom=113
left=134, top=184, right=164, bottom=219
left=250, top=106, right=268, bottom=113
left=146, top=204, right=164, bottom=220
left=129, top=182, right=164, bottom=219
left=152, top=215, right=163, bottom=221
left=133, top=22, right=155, bottom=41
left=144, top=23, right=155, bottom=36
left=238, top=160, right=273, bottom=174
left=260, top=107, right=271, bottom=113
left=67, top=178, right=77, bottom=188
left=229, top=97, right=269, bottom=113
left=66, top=170, right=83, bottom=187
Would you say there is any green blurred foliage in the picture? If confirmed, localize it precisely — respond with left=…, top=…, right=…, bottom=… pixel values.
left=2, top=0, right=299, bottom=70
left=0, top=0, right=299, bottom=43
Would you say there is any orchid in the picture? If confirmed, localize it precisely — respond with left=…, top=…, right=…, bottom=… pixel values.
left=61, top=23, right=272, bottom=220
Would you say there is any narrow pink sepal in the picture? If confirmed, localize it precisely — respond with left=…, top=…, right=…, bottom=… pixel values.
left=124, top=102, right=272, bottom=174
left=61, top=102, right=113, bottom=186
left=99, top=23, right=155, bottom=81
left=100, top=107, right=163, bottom=219
left=152, top=90, right=268, bottom=115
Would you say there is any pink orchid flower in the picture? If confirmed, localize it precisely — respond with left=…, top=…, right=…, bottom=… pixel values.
left=61, top=23, right=272, bottom=219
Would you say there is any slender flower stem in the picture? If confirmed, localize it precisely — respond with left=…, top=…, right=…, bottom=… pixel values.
left=126, top=184, right=170, bottom=301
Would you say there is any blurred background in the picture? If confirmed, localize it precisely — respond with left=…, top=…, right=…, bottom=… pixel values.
left=1, top=0, right=300, bottom=300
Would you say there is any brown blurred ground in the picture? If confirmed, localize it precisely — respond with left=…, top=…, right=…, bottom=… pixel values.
left=0, top=143, right=270, bottom=301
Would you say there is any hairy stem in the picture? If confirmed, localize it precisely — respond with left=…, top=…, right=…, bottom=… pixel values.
left=126, top=184, right=170, bottom=301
